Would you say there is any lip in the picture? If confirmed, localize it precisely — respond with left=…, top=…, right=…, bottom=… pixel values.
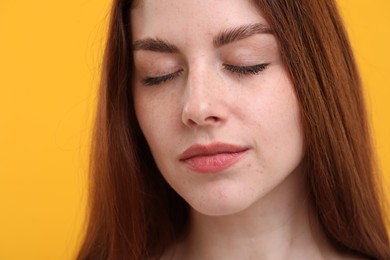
left=179, top=142, right=249, bottom=173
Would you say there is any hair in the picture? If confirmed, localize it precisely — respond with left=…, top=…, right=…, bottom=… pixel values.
left=77, top=0, right=390, bottom=259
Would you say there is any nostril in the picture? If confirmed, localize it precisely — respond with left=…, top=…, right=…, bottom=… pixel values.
left=184, top=115, right=221, bottom=128
left=186, top=118, right=198, bottom=126
left=205, top=116, right=219, bottom=123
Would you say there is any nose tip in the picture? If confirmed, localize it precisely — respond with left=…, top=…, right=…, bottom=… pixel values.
left=182, top=103, right=222, bottom=127
left=181, top=89, right=227, bottom=128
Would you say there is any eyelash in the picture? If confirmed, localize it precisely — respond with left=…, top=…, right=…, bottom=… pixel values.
left=223, top=63, right=270, bottom=76
left=141, top=63, right=270, bottom=86
left=142, top=70, right=184, bottom=86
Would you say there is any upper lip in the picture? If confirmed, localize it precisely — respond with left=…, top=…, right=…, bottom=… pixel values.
left=179, top=142, right=249, bottom=161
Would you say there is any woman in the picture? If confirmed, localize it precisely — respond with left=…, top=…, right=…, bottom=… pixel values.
left=78, top=0, right=390, bottom=259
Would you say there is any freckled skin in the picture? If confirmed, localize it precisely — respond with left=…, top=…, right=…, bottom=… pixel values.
left=129, top=2, right=367, bottom=259
left=131, top=0, right=304, bottom=217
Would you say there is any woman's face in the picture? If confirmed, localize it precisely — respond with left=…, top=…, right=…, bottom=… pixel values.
left=131, top=0, right=305, bottom=216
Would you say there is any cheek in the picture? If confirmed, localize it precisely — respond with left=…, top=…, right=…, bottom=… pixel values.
left=133, top=87, right=181, bottom=160
left=269, top=93, right=301, bottom=138
left=268, top=91, right=304, bottom=168
left=134, top=92, right=152, bottom=137
left=134, top=90, right=161, bottom=151
left=266, top=69, right=301, bottom=135
left=248, top=73, right=304, bottom=167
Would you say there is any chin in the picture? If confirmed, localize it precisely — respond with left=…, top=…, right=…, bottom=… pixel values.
left=183, top=186, right=257, bottom=217
left=193, top=206, right=250, bottom=217
left=190, top=199, right=255, bottom=217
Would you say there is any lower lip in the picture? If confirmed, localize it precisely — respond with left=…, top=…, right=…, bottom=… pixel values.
left=181, top=150, right=248, bottom=173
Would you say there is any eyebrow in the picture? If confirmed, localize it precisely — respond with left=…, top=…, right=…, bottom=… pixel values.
left=132, top=38, right=179, bottom=53
left=213, top=23, right=273, bottom=48
left=132, top=23, right=273, bottom=53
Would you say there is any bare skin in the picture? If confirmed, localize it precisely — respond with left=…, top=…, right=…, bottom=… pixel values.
left=132, top=0, right=368, bottom=259
left=159, top=170, right=361, bottom=260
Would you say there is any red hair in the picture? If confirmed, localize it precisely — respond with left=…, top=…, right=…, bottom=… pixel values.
left=77, top=0, right=390, bottom=259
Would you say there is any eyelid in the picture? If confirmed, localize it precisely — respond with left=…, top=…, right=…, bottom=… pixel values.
left=223, top=63, right=270, bottom=75
left=142, top=69, right=184, bottom=86
left=140, top=63, right=269, bottom=86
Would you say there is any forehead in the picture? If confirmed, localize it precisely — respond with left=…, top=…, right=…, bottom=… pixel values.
left=130, top=0, right=267, bottom=40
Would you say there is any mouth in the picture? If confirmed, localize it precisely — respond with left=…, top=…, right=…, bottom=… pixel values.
left=179, top=142, right=249, bottom=173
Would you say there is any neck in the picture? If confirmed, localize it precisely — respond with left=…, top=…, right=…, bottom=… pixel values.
left=169, top=170, right=340, bottom=259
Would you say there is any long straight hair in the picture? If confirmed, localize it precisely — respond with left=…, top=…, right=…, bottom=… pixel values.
left=77, top=0, right=390, bottom=259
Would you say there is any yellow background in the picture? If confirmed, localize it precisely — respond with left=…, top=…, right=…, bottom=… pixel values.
left=0, top=0, right=389, bottom=259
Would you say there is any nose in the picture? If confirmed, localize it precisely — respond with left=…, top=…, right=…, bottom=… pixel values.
left=181, top=67, right=228, bottom=128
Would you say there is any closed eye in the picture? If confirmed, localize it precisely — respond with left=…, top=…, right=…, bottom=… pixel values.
left=223, top=63, right=270, bottom=75
left=142, top=69, right=184, bottom=86
left=141, top=63, right=269, bottom=86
